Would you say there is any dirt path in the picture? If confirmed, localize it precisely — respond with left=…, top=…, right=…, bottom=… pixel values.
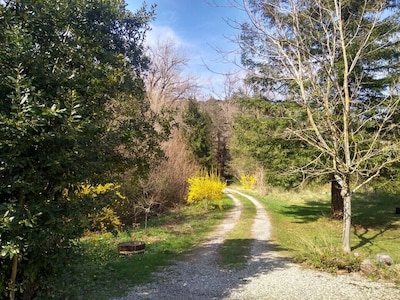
left=114, top=189, right=400, bottom=300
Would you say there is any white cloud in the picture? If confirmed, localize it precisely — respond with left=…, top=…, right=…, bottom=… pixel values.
left=146, top=25, right=190, bottom=48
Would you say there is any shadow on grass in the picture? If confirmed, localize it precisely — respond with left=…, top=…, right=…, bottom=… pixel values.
left=280, top=192, right=400, bottom=226
left=218, top=238, right=289, bottom=269
left=281, top=199, right=330, bottom=223
left=351, top=192, right=400, bottom=251
left=351, top=224, right=398, bottom=251
left=276, top=192, right=400, bottom=252
left=352, top=192, right=400, bottom=227
left=219, top=238, right=254, bottom=268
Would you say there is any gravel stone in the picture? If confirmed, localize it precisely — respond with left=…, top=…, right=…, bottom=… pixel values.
left=113, top=189, right=400, bottom=300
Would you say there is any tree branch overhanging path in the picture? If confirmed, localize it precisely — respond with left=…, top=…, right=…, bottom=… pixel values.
left=114, top=189, right=400, bottom=300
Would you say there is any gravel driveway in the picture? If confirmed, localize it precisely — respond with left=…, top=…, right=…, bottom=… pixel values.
left=113, top=189, right=400, bottom=300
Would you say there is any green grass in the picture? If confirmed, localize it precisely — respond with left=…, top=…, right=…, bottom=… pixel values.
left=48, top=186, right=400, bottom=298
left=247, top=186, right=400, bottom=281
left=219, top=193, right=257, bottom=268
left=51, top=196, right=233, bottom=300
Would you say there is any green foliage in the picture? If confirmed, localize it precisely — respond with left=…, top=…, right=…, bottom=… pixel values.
left=0, top=1, right=160, bottom=298
left=231, top=96, right=319, bottom=187
left=239, top=0, right=400, bottom=190
left=369, top=163, right=400, bottom=193
left=182, top=99, right=213, bottom=170
left=187, top=170, right=227, bottom=209
left=48, top=202, right=230, bottom=299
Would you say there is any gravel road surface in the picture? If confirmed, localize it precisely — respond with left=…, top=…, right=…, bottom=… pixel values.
left=113, top=189, right=400, bottom=300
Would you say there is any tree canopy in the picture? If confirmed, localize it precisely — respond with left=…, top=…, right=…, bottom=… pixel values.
left=0, top=1, right=161, bottom=298
left=231, top=95, right=318, bottom=187
left=238, top=0, right=400, bottom=252
left=182, top=99, right=213, bottom=170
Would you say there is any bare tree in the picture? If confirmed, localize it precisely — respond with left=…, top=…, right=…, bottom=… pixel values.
left=239, top=0, right=400, bottom=252
left=145, top=39, right=198, bottom=113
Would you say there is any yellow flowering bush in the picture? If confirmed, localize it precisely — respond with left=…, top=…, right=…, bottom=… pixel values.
left=89, top=206, right=122, bottom=233
left=187, top=170, right=226, bottom=209
left=80, top=183, right=125, bottom=198
left=79, top=183, right=126, bottom=233
left=239, top=174, right=257, bottom=190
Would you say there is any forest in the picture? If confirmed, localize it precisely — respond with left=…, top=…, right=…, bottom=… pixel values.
left=1, top=0, right=400, bottom=299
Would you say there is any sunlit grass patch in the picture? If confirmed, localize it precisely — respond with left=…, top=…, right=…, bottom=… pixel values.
left=51, top=196, right=233, bottom=300
left=251, top=187, right=400, bottom=282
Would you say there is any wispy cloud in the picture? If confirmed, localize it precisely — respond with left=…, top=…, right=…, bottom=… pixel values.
left=146, top=25, right=192, bottom=48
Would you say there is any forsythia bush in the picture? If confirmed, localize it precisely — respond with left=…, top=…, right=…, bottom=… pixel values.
left=89, top=206, right=122, bottom=233
left=187, top=170, right=226, bottom=209
left=80, top=183, right=126, bottom=233
left=80, top=183, right=126, bottom=199
left=239, top=174, right=257, bottom=190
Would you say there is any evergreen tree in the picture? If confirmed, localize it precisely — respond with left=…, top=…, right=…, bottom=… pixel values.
left=238, top=0, right=400, bottom=252
left=182, top=99, right=213, bottom=170
left=231, top=94, right=319, bottom=187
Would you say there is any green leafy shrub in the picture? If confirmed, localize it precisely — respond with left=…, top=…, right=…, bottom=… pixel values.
left=187, top=170, right=226, bottom=209
left=0, top=2, right=157, bottom=299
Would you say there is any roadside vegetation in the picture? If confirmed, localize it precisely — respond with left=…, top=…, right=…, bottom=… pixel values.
left=52, top=185, right=400, bottom=300
left=244, top=186, right=400, bottom=283
left=50, top=197, right=233, bottom=300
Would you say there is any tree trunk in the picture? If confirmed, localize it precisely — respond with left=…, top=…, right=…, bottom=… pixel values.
left=9, top=189, right=26, bottom=300
left=331, top=179, right=344, bottom=220
left=9, top=255, right=18, bottom=300
left=342, top=189, right=352, bottom=253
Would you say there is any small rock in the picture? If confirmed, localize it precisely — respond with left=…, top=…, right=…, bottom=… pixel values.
left=360, top=259, right=377, bottom=275
left=376, top=253, right=393, bottom=266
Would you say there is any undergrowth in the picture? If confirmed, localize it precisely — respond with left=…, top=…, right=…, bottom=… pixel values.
left=49, top=197, right=233, bottom=300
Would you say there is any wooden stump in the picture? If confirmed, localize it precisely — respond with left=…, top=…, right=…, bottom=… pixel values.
left=118, top=241, right=145, bottom=255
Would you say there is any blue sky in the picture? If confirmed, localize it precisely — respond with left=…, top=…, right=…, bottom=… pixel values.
left=125, top=0, right=246, bottom=98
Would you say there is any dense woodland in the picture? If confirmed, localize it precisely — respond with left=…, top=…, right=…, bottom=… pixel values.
left=1, top=0, right=400, bottom=299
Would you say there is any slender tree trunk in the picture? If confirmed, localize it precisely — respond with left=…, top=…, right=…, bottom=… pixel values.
left=9, top=189, right=26, bottom=300
left=331, top=179, right=344, bottom=220
left=9, top=255, right=18, bottom=300
left=341, top=188, right=352, bottom=253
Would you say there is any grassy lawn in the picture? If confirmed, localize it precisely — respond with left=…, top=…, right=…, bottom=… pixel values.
left=51, top=196, right=233, bottom=300
left=248, top=186, right=400, bottom=281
